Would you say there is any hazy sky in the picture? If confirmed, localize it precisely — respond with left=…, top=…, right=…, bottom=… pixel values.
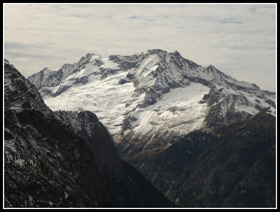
left=3, top=3, right=276, bottom=91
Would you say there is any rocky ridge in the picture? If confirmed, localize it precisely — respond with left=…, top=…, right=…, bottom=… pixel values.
left=55, top=110, right=174, bottom=207
left=4, top=59, right=114, bottom=207
left=4, top=60, right=174, bottom=208
left=27, top=49, right=276, bottom=158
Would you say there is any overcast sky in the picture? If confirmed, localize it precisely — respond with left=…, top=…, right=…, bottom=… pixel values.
left=3, top=3, right=276, bottom=91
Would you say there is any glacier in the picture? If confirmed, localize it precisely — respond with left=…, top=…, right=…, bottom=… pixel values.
left=27, top=49, right=276, bottom=157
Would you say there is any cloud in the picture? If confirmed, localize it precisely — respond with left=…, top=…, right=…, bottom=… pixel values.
left=5, top=51, right=52, bottom=59
left=219, top=17, right=242, bottom=24
left=3, top=3, right=276, bottom=91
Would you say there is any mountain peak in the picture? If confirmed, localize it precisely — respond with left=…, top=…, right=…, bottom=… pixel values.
left=5, top=61, right=52, bottom=114
left=86, top=52, right=95, bottom=57
left=207, top=65, right=216, bottom=69
left=146, top=49, right=167, bottom=55
left=78, top=53, right=96, bottom=63
left=4, top=59, right=16, bottom=69
left=27, top=49, right=276, bottom=156
left=41, top=67, right=52, bottom=73
left=172, top=50, right=181, bottom=56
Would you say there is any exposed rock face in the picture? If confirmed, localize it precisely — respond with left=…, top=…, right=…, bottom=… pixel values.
left=4, top=60, right=114, bottom=207
left=55, top=110, right=175, bottom=207
left=27, top=49, right=275, bottom=159
left=126, top=109, right=276, bottom=207
left=4, top=59, right=174, bottom=208
left=6, top=44, right=276, bottom=209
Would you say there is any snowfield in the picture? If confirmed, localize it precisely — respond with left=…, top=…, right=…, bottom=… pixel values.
left=127, top=82, right=210, bottom=145
left=44, top=69, right=140, bottom=136
left=28, top=50, right=276, bottom=151
left=42, top=53, right=210, bottom=142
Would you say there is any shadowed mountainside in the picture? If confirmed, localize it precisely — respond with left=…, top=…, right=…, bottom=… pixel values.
left=126, top=108, right=276, bottom=207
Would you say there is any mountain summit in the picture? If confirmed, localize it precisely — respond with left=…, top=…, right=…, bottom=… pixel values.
left=27, top=49, right=276, bottom=157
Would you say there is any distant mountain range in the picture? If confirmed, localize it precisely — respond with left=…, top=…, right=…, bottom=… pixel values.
left=27, top=49, right=276, bottom=158
left=4, top=48, right=276, bottom=208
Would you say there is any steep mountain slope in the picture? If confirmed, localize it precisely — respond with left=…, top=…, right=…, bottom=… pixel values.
left=27, top=49, right=276, bottom=158
left=54, top=110, right=174, bottom=207
left=126, top=108, right=276, bottom=207
left=4, top=59, right=114, bottom=207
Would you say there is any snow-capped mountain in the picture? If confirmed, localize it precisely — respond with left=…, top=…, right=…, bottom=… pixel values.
left=27, top=49, right=276, bottom=157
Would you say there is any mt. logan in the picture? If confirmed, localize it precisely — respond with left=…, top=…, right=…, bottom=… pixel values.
left=28, top=49, right=276, bottom=158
